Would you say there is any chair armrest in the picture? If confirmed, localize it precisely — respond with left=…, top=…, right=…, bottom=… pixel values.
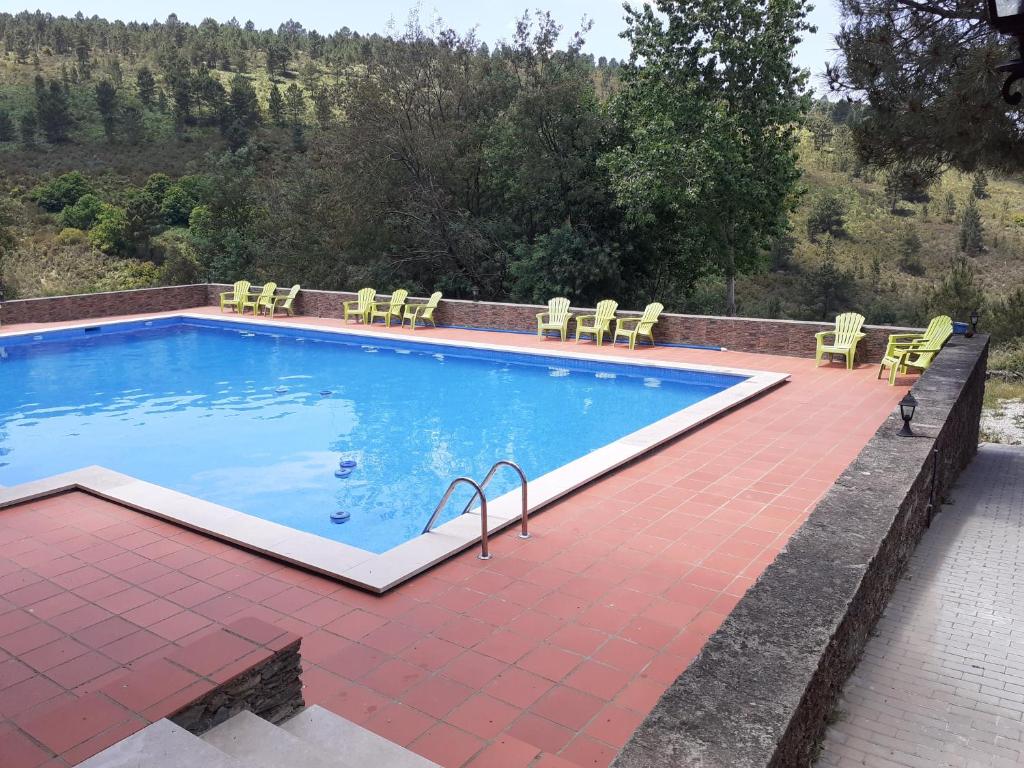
left=814, top=330, right=834, bottom=341
left=536, top=311, right=549, bottom=322
left=887, top=333, right=925, bottom=343
left=616, top=317, right=641, bottom=329
left=576, top=314, right=596, bottom=324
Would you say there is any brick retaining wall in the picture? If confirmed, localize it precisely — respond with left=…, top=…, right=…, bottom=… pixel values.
left=205, top=284, right=919, bottom=363
left=0, top=284, right=208, bottom=324
left=612, top=333, right=988, bottom=768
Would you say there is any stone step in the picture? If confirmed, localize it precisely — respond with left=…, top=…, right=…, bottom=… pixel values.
left=76, top=719, right=245, bottom=768
left=202, top=710, right=348, bottom=768
left=282, top=705, right=440, bottom=768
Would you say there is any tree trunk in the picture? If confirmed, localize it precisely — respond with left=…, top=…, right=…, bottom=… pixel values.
left=726, top=275, right=736, bottom=316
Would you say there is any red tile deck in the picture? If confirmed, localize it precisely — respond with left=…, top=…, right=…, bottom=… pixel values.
left=0, top=308, right=908, bottom=767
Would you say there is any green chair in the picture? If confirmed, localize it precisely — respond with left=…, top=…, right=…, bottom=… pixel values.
left=259, top=284, right=300, bottom=318
left=368, top=289, right=409, bottom=327
left=343, top=288, right=376, bottom=324
left=575, top=300, right=619, bottom=346
left=614, top=302, right=663, bottom=350
left=537, top=297, right=573, bottom=341
left=219, top=280, right=250, bottom=313
left=879, top=315, right=953, bottom=385
left=241, top=282, right=276, bottom=316
left=814, top=312, right=866, bottom=370
left=403, top=291, right=442, bottom=330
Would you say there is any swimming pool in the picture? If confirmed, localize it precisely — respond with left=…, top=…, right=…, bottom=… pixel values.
left=0, top=316, right=748, bottom=554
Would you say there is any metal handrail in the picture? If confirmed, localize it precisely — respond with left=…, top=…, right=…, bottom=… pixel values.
left=422, top=476, right=492, bottom=560
left=460, top=459, right=529, bottom=540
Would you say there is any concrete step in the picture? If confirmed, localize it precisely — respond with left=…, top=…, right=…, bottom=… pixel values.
left=77, top=719, right=245, bottom=768
left=282, top=705, right=440, bottom=768
left=202, top=710, right=345, bottom=768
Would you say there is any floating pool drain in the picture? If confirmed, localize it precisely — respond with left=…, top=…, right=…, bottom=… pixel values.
left=275, top=386, right=288, bottom=394
left=334, top=468, right=353, bottom=478
left=339, top=459, right=357, bottom=469
left=330, top=510, right=351, bottom=523
left=320, top=390, right=333, bottom=397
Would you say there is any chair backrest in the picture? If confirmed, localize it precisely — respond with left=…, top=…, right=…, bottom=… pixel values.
left=258, top=282, right=277, bottom=299
left=594, top=300, right=618, bottom=326
left=232, top=280, right=250, bottom=299
left=357, top=287, right=376, bottom=310
left=422, top=291, right=442, bottom=319
left=548, top=297, right=571, bottom=323
left=280, top=284, right=300, bottom=310
left=389, top=289, right=409, bottom=312
left=638, top=302, right=664, bottom=333
left=924, top=315, right=953, bottom=345
left=833, top=312, right=865, bottom=345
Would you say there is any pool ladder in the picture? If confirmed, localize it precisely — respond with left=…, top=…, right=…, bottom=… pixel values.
left=421, top=459, right=529, bottom=560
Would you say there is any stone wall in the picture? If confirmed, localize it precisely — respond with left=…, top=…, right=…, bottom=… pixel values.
left=205, top=284, right=918, bottom=362
left=612, top=333, right=989, bottom=768
left=0, top=284, right=208, bottom=324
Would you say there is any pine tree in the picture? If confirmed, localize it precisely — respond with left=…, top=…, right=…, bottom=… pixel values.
left=36, top=80, right=74, bottom=143
left=970, top=169, right=989, bottom=200
left=944, top=191, right=956, bottom=222
left=268, top=84, right=285, bottom=127
left=959, top=197, right=984, bottom=255
left=0, top=109, right=14, bottom=142
left=312, top=85, right=332, bottom=127
left=136, top=67, right=156, bottom=107
left=95, top=80, right=118, bottom=142
left=19, top=111, right=37, bottom=147
left=284, top=83, right=306, bottom=126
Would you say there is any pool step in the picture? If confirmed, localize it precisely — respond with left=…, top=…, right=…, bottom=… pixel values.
left=78, top=707, right=439, bottom=768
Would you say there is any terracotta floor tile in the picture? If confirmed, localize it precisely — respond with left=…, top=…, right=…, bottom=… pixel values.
left=465, top=734, right=541, bottom=768
left=485, top=667, right=553, bottom=709
left=401, top=637, right=464, bottom=672
left=447, top=692, right=520, bottom=739
left=442, top=650, right=506, bottom=689
left=43, top=651, right=121, bottom=689
left=517, top=645, right=582, bottom=682
left=17, top=692, right=130, bottom=755
left=364, top=701, right=434, bottom=746
left=0, top=722, right=54, bottom=768
left=410, top=722, right=484, bottom=768
left=560, top=733, right=617, bottom=768
left=361, top=658, right=428, bottom=697
left=402, top=675, right=474, bottom=719
left=530, top=685, right=604, bottom=731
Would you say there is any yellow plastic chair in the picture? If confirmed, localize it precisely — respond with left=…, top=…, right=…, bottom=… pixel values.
left=219, top=280, right=250, bottom=313
left=575, top=300, right=619, bottom=346
left=241, top=282, right=276, bottom=316
left=259, top=284, right=300, bottom=318
left=537, top=297, right=573, bottom=341
left=368, top=289, right=409, bottom=327
left=878, top=316, right=952, bottom=382
left=614, top=302, right=663, bottom=350
left=880, top=316, right=953, bottom=385
left=403, top=292, right=442, bottom=330
left=343, top=288, right=376, bottom=324
left=814, top=312, right=866, bottom=369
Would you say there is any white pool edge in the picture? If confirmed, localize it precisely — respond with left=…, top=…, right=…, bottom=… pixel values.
left=0, top=313, right=789, bottom=592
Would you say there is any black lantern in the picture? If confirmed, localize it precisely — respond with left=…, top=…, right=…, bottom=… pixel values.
left=987, top=1, right=1024, bottom=103
left=968, top=308, right=980, bottom=338
left=898, top=392, right=918, bottom=437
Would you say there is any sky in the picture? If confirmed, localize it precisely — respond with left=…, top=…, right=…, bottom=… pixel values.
left=19, top=1, right=843, bottom=87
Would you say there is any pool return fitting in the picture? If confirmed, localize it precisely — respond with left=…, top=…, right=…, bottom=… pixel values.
left=421, top=459, right=529, bottom=560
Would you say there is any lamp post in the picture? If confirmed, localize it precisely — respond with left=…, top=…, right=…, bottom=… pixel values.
left=898, top=392, right=918, bottom=437
left=987, top=1, right=1024, bottom=103
left=967, top=308, right=980, bottom=338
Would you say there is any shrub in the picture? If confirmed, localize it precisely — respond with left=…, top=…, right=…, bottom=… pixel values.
left=971, top=169, right=989, bottom=199
left=925, top=256, right=985, bottom=322
left=55, top=227, right=87, bottom=245
left=987, top=287, right=1024, bottom=345
left=88, top=204, right=129, bottom=254
left=29, top=171, right=93, bottom=212
left=806, top=192, right=846, bottom=241
left=989, top=339, right=1024, bottom=375
left=896, top=226, right=925, bottom=276
left=60, top=193, right=104, bottom=230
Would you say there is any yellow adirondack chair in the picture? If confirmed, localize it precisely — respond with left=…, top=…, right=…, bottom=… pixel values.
left=614, top=302, right=663, bottom=350
left=403, top=291, right=442, bottom=330
left=241, top=282, right=276, bottom=316
left=814, top=312, right=866, bottom=369
left=259, top=284, right=300, bottom=318
left=880, top=316, right=953, bottom=385
left=877, top=315, right=952, bottom=382
left=575, top=300, right=618, bottom=346
left=343, top=288, right=376, bottom=324
left=537, top=297, right=573, bottom=341
left=368, top=289, right=409, bottom=327
left=219, top=280, right=250, bottom=313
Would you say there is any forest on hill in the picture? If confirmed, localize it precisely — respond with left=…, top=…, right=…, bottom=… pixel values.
left=0, top=7, right=1022, bottom=378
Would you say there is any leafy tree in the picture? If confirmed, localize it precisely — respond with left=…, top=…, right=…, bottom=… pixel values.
left=30, top=171, right=93, bottom=212
left=36, top=79, right=74, bottom=143
left=0, top=109, right=14, bottom=142
left=602, top=0, right=811, bottom=315
left=806, top=107, right=834, bottom=151
left=95, top=79, right=118, bottom=141
left=60, top=193, right=104, bottom=229
left=268, top=83, right=285, bottom=126
left=136, top=67, right=156, bottom=106
left=970, top=169, right=989, bottom=200
left=89, top=204, right=130, bottom=254
left=830, top=0, right=1023, bottom=171
left=806, top=193, right=846, bottom=241
left=959, top=196, right=984, bottom=255
left=160, top=176, right=205, bottom=225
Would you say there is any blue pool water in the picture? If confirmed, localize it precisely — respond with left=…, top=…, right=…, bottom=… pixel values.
left=0, top=318, right=744, bottom=553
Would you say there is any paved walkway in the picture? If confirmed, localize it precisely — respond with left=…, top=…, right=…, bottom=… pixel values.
left=818, top=443, right=1024, bottom=768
